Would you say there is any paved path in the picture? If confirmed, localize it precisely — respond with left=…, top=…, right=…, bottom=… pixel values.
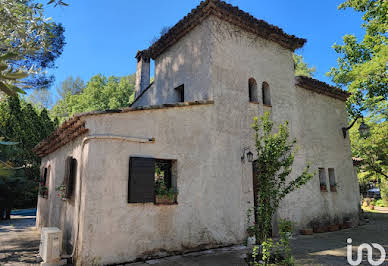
left=1, top=210, right=388, bottom=265
left=0, top=210, right=40, bottom=266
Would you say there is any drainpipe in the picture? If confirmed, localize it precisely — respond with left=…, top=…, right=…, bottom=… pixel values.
left=68, top=135, right=155, bottom=262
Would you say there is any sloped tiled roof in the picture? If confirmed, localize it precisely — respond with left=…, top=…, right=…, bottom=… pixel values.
left=295, top=76, right=350, bottom=101
left=33, top=100, right=214, bottom=157
left=144, top=0, right=306, bottom=59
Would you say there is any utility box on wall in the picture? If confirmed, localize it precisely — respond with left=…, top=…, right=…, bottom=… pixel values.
left=39, top=227, right=62, bottom=264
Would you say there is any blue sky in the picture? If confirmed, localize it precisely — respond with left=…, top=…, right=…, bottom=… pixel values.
left=43, top=0, right=364, bottom=96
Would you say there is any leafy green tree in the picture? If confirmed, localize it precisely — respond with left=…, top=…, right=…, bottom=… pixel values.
left=0, top=96, right=55, bottom=210
left=328, top=0, right=387, bottom=118
left=56, top=76, right=84, bottom=100
left=251, top=113, right=314, bottom=243
left=350, top=117, right=388, bottom=180
left=293, top=54, right=316, bottom=77
left=0, top=0, right=65, bottom=95
left=51, top=74, right=135, bottom=122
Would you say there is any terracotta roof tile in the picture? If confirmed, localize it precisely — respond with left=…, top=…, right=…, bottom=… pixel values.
left=295, top=76, right=350, bottom=101
left=145, top=0, right=306, bottom=59
left=33, top=100, right=214, bottom=157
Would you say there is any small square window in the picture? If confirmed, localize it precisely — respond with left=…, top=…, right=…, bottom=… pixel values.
left=128, top=157, right=177, bottom=204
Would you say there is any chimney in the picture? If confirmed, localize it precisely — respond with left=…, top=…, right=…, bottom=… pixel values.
left=135, top=50, right=150, bottom=98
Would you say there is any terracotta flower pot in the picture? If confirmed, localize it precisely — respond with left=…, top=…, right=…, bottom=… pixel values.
left=155, top=194, right=177, bottom=205
left=314, top=226, right=328, bottom=233
left=300, top=228, right=313, bottom=235
left=328, top=224, right=339, bottom=232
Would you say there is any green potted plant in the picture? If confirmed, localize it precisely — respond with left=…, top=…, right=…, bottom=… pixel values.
left=320, top=183, right=327, bottom=192
left=55, top=184, right=67, bottom=201
left=154, top=178, right=178, bottom=205
left=39, top=185, right=48, bottom=198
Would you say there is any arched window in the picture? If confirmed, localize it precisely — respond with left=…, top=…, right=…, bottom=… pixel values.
left=248, top=78, right=258, bottom=102
left=262, top=82, right=271, bottom=105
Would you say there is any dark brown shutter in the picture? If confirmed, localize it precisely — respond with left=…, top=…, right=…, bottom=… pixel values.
left=128, top=157, right=155, bottom=203
left=43, top=168, right=48, bottom=186
left=66, top=158, right=77, bottom=198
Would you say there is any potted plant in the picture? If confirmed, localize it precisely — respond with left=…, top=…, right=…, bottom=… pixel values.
left=328, top=216, right=340, bottom=232
left=330, top=183, right=337, bottom=192
left=55, top=184, right=67, bottom=201
left=39, top=185, right=48, bottom=198
left=155, top=178, right=178, bottom=205
left=320, top=183, right=327, bottom=192
left=300, top=228, right=313, bottom=235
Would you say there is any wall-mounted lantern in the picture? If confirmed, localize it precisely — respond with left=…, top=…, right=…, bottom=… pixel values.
left=342, top=115, right=370, bottom=139
left=241, top=147, right=253, bottom=163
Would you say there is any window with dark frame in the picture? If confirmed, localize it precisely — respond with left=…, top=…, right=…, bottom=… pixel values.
left=262, top=82, right=271, bottom=105
left=64, top=157, right=77, bottom=199
left=175, top=84, right=184, bottom=103
left=319, top=168, right=327, bottom=192
left=40, top=167, right=49, bottom=198
left=128, top=157, right=177, bottom=204
left=328, top=168, right=336, bottom=192
left=248, top=78, right=258, bottom=102
left=42, top=167, right=48, bottom=186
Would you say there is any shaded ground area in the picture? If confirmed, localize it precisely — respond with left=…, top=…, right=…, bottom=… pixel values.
left=129, top=210, right=388, bottom=266
left=1, top=208, right=388, bottom=265
left=0, top=209, right=40, bottom=266
left=291, top=210, right=388, bottom=265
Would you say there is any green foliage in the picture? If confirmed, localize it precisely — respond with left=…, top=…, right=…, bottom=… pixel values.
left=380, top=179, right=388, bottom=206
left=251, top=112, right=314, bottom=243
left=0, top=0, right=64, bottom=95
left=350, top=117, right=388, bottom=180
left=0, top=96, right=55, bottom=209
left=374, top=199, right=387, bottom=207
left=293, top=54, right=316, bottom=77
left=51, top=74, right=135, bottom=122
left=328, top=0, right=388, bottom=118
left=249, top=219, right=295, bottom=265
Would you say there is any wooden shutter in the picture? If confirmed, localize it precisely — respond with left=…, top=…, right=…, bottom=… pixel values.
left=64, top=157, right=76, bottom=199
left=128, top=157, right=155, bottom=203
left=66, top=158, right=77, bottom=198
left=42, top=168, right=48, bottom=186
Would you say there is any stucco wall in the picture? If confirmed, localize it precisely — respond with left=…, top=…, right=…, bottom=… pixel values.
left=36, top=134, right=88, bottom=254
left=78, top=103, right=256, bottom=265
left=208, top=17, right=359, bottom=229
left=132, top=18, right=213, bottom=107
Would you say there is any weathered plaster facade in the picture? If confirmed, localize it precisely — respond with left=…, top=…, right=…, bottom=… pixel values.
left=36, top=1, right=359, bottom=265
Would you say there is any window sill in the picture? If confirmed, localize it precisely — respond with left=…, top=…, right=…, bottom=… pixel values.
left=249, top=101, right=260, bottom=104
left=263, top=104, right=272, bottom=108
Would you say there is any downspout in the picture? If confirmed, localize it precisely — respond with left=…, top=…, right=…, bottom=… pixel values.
left=69, top=135, right=155, bottom=261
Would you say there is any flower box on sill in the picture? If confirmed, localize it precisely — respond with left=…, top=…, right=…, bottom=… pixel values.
left=330, top=185, right=337, bottom=192
left=155, top=194, right=177, bottom=205
left=320, top=184, right=327, bottom=192
left=39, top=186, right=48, bottom=198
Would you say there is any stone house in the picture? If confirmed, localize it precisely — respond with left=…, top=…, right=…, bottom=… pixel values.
left=34, top=0, right=360, bottom=264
